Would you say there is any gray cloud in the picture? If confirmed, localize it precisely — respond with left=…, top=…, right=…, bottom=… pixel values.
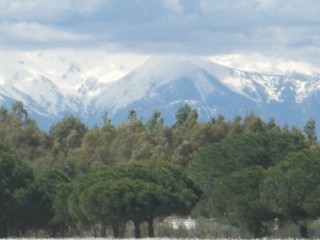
left=0, top=0, right=107, bottom=21
left=1, top=0, right=320, bottom=65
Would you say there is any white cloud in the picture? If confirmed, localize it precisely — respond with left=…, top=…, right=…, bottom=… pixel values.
left=199, top=0, right=259, bottom=12
left=0, top=22, right=92, bottom=44
left=1, top=0, right=320, bottom=65
left=198, top=0, right=320, bottom=23
left=163, top=0, right=183, bottom=13
left=257, top=0, right=276, bottom=9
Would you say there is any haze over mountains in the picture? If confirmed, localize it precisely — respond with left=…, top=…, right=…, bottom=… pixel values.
left=1, top=50, right=320, bottom=130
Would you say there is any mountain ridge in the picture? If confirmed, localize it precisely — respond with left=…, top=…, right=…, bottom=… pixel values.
left=1, top=50, right=320, bottom=130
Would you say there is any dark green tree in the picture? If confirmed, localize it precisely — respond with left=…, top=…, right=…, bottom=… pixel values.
left=174, top=104, right=198, bottom=128
left=26, top=169, right=71, bottom=237
left=80, top=178, right=165, bottom=238
left=207, top=167, right=273, bottom=237
left=261, top=149, right=320, bottom=238
left=146, top=110, right=164, bottom=135
left=69, top=123, right=116, bottom=176
left=52, top=183, right=75, bottom=237
left=188, top=130, right=308, bottom=236
left=303, top=185, right=320, bottom=219
left=111, top=114, right=151, bottom=162
left=49, top=115, right=88, bottom=157
left=189, top=131, right=307, bottom=193
left=70, top=161, right=201, bottom=238
left=0, top=102, right=47, bottom=166
left=243, top=113, right=265, bottom=132
left=68, top=176, right=96, bottom=234
left=303, top=118, right=317, bottom=143
left=47, top=115, right=88, bottom=174
left=0, top=144, right=33, bottom=237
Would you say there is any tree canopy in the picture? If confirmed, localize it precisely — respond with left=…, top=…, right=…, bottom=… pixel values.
left=0, top=143, right=33, bottom=237
left=0, top=101, right=320, bottom=238
left=187, top=130, right=310, bottom=237
left=70, top=161, right=201, bottom=238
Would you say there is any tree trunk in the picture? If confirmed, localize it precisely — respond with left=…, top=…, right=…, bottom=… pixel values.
left=119, top=222, right=127, bottom=238
left=91, top=225, right=97, bottom=238
left=133, top=220, right=141, bottom=238
left=252, top=221, right=264, bottom=238
left=147, top=216, right=155, bottom=237
left=112, top=221, right=126, bottom=238
left=100, top=223, right=107, bottom=238
left=299, top=224, right=309, bottom=239
left=112, top=222, right=119, bottom=238
left=1, top=224, right=8, bottom=238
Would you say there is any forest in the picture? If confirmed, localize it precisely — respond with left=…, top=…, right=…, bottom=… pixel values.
left=1, top=101, right=320, bottom=238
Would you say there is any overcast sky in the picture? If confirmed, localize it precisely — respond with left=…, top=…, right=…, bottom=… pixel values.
left=1, top=0, right=320, bottom=65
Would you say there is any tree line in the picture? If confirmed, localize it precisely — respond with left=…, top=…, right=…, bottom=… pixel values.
left=0, top=101, right=319, bottom=238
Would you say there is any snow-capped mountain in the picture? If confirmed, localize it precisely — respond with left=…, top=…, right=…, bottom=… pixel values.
left=1, top=50, right=320, bottom=130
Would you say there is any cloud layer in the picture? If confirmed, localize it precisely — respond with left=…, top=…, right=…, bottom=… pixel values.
left=1, top=0, right=320, bottom=64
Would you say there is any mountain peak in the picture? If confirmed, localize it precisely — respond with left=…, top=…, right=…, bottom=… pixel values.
left=0, top=50, right=320, bottom=131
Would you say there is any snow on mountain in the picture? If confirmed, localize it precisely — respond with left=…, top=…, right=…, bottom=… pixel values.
left=1, top=49, right=320, bottom=130
left=93, top=56, right=217, bottom=111
left=0, top=50, right=147, bottom=118
left=209, top=53, right=320, bottom=75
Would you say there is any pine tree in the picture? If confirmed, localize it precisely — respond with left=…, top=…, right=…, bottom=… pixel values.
left=303, top=118, right=317, bottom=143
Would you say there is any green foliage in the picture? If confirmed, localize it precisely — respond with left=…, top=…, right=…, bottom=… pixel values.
left=0, top=143, right=33, bottom=237
left=52, top=183, right=74, bottom=236
left=189, top=131, right=307, bottom=193
left=174, top=104, right=198, bottom=128
left=146, top=110, right=164, bottom=134
left=208, top=167, right=272, bottom=237
left=80, top=179, right=163, bottom=224
left=303, top=185, right=320, bottom=221
left=243, top=113, right=265, bottom=132
left=68, top=124, right=116, bottom=176
left=0, top=102, right=47, bottom=166
left=49, top=115, right=88, bottom=157
left=261, top=149, right=320, bottom=222
left=188, top=130, right=309, bottom=237
left=2, top=101, right=320, bottom=238
left=260, top=148, right=320, bottom=238
left=25, top=169, right=71, bottom=236
left=70, top=161, right=201, bottom=237
left=304, top=117, right=317, bottom=142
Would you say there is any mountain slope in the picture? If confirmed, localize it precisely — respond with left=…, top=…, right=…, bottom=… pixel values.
left=89, top=57, right=257, bottom=124
left=1, top=50, right=320, bottom=131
